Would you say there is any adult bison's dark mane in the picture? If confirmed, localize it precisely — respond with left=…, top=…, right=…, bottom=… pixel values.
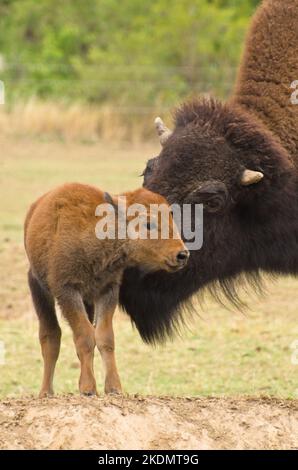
left=120, top=266, right=264, bottom=344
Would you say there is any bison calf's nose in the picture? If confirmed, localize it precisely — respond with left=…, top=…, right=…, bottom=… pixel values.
left=176, top=250, right=190, bottom=265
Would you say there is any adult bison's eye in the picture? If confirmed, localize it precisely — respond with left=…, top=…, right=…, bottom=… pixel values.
left=188, top=181, right=229, bottom=213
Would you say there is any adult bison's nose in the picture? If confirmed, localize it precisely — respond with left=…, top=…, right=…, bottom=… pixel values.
left=176, top=250, right=190, bottom=266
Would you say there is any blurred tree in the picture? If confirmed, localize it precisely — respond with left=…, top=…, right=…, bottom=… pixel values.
left=0, top=0, right=261, bottom=105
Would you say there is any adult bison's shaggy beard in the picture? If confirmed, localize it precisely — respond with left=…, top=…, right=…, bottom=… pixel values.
left=119, top=0, right=298, bottom=344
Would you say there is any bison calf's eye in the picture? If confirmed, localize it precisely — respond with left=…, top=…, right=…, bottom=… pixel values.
left=176, top=250, right=189, bottom=264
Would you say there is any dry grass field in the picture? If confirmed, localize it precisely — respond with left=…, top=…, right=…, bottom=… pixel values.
left=0, top=134, right=297, bottom=449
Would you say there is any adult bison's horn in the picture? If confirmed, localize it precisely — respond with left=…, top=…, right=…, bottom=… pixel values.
left=154, top=117, right=172, bottom=146
left=241, top=169, right=264, bottom=186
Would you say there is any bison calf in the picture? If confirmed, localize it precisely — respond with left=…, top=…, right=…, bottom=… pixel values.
left=24, top=183, right=188, bottom=397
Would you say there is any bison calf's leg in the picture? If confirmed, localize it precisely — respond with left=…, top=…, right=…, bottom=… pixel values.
left=95, top=291, right=122, bottom=394
left=28, top=270, right=61, bottom=398
left=57, top=290, right=97, bottom=396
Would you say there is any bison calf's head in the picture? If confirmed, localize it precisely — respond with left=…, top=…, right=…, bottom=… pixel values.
left=104, top=188, right=189, bottom=274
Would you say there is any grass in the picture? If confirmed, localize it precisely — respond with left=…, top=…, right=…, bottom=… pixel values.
left=0, top=100, right=171, bottom=143
left=0, top=135, right=297, bottom=398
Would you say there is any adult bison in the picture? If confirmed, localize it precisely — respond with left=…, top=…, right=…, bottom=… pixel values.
left=119, top=0, right=298, bottom=343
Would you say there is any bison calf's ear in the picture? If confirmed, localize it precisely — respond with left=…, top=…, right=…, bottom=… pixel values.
left=104, top=192, right=118, bottom=212
left=189, top=181, right=229, bottom=213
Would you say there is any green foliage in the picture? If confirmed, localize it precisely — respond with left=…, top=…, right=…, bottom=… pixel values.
left=0, top=0, right=260, bottom=106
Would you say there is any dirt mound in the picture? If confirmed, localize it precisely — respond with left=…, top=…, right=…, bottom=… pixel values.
left=0, top=395, right=297, bottom=450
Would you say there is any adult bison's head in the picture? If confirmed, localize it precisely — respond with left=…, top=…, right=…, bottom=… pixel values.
left=119, top=98, right=292, bottom=344
left=143, top=99, right=290, bottom=215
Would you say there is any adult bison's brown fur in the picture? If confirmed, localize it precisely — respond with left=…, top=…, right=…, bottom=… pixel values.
left=119, top=0, right=298, bottom=343
left=233, top=0, right=298, bottom=162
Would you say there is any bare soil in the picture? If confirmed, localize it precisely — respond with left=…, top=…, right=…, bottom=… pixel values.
left=0, top=395, right=297, bottom=450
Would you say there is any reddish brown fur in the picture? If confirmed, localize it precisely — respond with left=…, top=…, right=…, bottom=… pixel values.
left=24, top=183, right=188, bottom=396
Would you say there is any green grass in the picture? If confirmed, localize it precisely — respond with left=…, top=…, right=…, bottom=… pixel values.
left=1, top=301, right=297, bottom=398
left=0, top=136, right=297, bottom=398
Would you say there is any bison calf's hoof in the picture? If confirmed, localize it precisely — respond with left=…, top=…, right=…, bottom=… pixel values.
left=79, top=377, right=97, bottom=397
left=79, top=383, right=98, bottom=396
left=39, top=390, right=54, bottom=399
left=105, top=388, right=122, bottom=395
left=81, top=391, right=98, bottom=397
left=104, top=377, right=122, bottom=395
